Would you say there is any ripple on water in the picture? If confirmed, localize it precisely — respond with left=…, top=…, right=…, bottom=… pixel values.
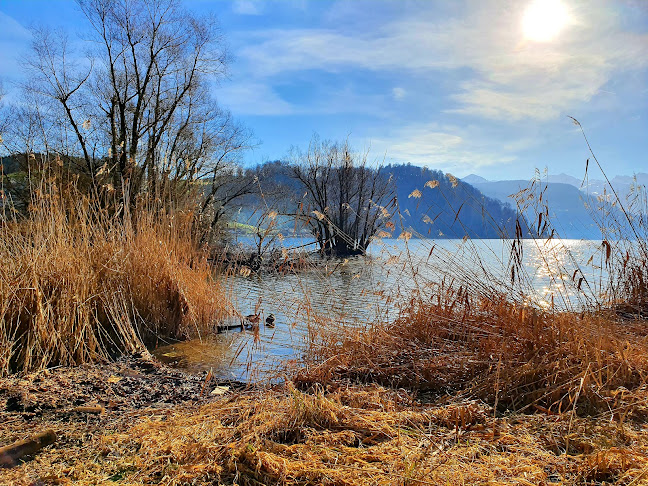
left=155, top=238, right=605, bottom=383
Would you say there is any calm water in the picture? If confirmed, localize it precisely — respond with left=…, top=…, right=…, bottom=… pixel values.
left=154, top=237, right=605, bottom=382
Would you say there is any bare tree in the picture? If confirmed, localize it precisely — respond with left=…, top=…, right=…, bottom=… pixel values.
left=0, top=81, right=6, bottom=153
left=19, top=0, right=252, bottom=217
left=292, top=137, right=395, bottom=256
left=79, top=0, right=227, bottom=199
left=24, top=28, right=96, bottom=174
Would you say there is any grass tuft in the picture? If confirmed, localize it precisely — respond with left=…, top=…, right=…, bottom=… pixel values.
left=297, top=285, right=648, bottom=417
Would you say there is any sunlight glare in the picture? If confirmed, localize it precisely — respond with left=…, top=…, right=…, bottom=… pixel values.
left=522, top=0, right=569, bottom=42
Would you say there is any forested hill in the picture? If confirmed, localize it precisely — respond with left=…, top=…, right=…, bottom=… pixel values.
left=239, top=161, right=525, bottom=239
left=384, top=164, right=522, bottom=239
left=1, top=156, right=21, bottom=174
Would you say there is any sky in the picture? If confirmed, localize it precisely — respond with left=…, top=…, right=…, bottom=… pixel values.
left=0, top=0, right=646, bottom=181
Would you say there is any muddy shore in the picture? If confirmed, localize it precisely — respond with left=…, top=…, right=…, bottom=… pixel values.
left=0, top=353, right=247, bottom=483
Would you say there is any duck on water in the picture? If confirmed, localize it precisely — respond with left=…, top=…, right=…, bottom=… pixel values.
left=244, top=313, right=261, bottom=330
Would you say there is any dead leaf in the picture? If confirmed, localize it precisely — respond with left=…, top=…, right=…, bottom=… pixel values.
left=211, top=386, right=230, bottom=396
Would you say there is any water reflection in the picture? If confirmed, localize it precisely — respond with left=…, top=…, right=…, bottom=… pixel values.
left=154, top=237, right=603, bottom=382
left=155, top=334, right=239, bottom=376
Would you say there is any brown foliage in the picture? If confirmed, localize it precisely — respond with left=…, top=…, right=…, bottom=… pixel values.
left=0, top=180, right=230, bottom=376
left=297, top=287, right=648, bottom=416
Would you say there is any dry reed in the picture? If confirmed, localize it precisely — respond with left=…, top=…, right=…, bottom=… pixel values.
left=293, top=126, right=648, bottom=418
left=0, top=177, right=231, bottom=376
left=297, top=273, right=648, bottom=419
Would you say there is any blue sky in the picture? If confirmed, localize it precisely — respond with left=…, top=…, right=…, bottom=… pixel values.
left=0, top=0, right=646, bottom=180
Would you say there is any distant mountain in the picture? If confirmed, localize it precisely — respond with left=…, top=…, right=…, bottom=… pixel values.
left=461, top=174, right=488, bottom=185
left=466, top=171, right=648, bottom=197
left=552, top=172, right=648, bottom=212
left=606, top=173, right=648, bottom=204
left=471, top=180, right=605, bottom=239
left=547, top=173, right=583, bottom=187
left=385, top=165, right=523, bottom=239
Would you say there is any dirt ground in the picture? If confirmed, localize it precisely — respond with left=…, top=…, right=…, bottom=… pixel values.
left=0, top=353, right=247, bottom=484
left=2, top=354, right=648, bottom=485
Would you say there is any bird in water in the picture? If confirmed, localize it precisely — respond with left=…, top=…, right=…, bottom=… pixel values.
left=265, top=313, right=275, bottom=327
left=244, top=313, right=260, bottom=330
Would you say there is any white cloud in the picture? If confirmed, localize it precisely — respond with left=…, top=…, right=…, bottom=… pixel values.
left=369, top=123, right=524, bottom=174
left=446, top=80, right=601, bottom=121
left=218, top=76, right=390, bottom=118
left=218, top=81, right=294, bottom=115
left=392, top=87, right=406, bottom=100
left=232, top=0, right=263, bottom=15
left=231, top=0, right=648, bottom=121
left=0, top=11, right=31, bottom=85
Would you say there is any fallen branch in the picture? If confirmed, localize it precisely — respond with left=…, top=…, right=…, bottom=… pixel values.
left=74, top=405, right=105, bottom=414
left=0, top=429, right=57, bottom=468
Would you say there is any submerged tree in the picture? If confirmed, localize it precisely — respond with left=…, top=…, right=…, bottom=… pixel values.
left=292, top=137, right=395, bottom=256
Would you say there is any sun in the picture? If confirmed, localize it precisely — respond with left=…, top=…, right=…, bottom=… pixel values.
left=522, top=0, right=570, bottom=42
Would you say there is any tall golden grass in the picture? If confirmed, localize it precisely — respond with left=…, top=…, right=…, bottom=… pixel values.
left=0, top=176, right=230, bottom=376
left=298, top=285, right=648, bottom=417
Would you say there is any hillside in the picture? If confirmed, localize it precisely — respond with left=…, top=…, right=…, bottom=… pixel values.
left=0, top=156, right=20, bottom=174
left=225, top=162, right=524, bottom=240
left=385, top=165, right=521, bottom=239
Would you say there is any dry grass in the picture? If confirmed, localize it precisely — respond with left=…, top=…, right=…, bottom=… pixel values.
left=297, top=288, right=648, bottom=419
left=0, top=178, right=231, bottom=376
left=293, top=137, right=648, bottom=419
left=4, top=383, right=648, bottom=485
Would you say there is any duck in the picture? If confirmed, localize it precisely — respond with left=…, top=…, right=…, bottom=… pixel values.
left=244, top=313, right=261, bottom=330
left=244, top=312, right=260, bottom=323
left=265, top=313, right=275, bottom=327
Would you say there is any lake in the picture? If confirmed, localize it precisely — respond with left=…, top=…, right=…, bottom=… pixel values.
left=153, top=237, right=606, bottom=382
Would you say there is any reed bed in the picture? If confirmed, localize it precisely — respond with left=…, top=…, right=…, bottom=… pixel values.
left=293, top=131, right=648, bottom=418
left=297, top=289, right=648, bottom=417
left=0, top=179, right=231, bottom=376
left=297, top=205, right=648, bottom=418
